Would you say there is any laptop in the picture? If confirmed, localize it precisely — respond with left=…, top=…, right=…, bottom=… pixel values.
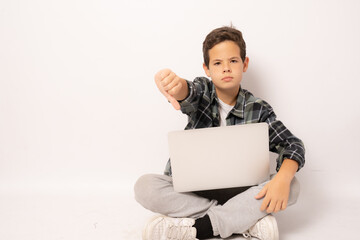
left=168, top=123, right=270, bottom=192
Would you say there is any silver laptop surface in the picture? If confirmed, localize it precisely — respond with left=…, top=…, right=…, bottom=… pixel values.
left=168, top=123, right=270, bottom=192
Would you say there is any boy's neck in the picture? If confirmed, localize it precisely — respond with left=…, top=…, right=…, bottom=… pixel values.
left=215, top=86, right=240, bottom=106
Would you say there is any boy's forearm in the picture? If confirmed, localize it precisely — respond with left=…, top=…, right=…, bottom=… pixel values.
left=276, top=159, right=299, bottom=182
left=173, top=78, right=189, bottom=101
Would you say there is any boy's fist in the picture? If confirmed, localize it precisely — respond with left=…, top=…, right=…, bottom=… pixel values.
left=154, top=69, right=182, bottom=110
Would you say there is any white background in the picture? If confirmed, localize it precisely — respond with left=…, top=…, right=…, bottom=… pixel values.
left=1, top=0, right=360, bottom=239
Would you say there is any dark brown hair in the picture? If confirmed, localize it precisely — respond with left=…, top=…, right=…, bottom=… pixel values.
left=203, top=26, right=246, bottom=68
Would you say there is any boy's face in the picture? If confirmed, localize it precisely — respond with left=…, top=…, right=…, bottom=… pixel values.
left=203, top=40, right=249, bottom=95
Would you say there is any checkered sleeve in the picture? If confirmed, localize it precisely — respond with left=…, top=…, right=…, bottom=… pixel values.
left=179, top=77, right=210, bottom=115
left=260, top=101, right=305, bottom=172
left=164, top=158, right=172, bottom=176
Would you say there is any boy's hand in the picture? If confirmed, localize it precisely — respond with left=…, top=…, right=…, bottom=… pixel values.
left=255, top=158, right=298, bottom=213
left=255, top=174, right=291, bottom=213
left=154, top=69, right=186, bottom=110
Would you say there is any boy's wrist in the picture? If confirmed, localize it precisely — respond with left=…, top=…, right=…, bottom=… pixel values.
left=174, top=78, right=189, bottom=101
left=276, top=159, right=299, bottom=182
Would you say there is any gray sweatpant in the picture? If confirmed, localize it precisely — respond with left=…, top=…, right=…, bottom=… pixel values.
left=134, top=174, right=300, bottom=238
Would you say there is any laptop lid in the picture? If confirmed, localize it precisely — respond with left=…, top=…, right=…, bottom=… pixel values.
left=168, top=123, right=270, bottom=192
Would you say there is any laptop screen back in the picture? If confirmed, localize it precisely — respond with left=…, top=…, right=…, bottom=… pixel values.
left=168, top=123, right=270, bottom=192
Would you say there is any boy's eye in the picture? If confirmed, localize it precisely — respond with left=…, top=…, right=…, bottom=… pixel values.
left=231, top=59, right=238, bottom=63
left=214, top=62, right=221, bottom=66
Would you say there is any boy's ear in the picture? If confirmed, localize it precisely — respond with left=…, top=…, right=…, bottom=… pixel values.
left=203, top=63, right=211, bottom=77
left=243, top=57, right=250, bottom=72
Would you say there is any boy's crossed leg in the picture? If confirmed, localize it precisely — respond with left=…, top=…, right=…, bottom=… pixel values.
left=134, top=174, right=300, bottom=239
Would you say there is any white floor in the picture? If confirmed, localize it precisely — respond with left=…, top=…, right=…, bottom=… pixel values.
left=0, top=170, right=359, bottom=240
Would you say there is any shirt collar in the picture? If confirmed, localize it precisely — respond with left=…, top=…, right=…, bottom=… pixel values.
left=232, top=87, right=246, bottom=119
left=210, top=84, right=246, bottom=119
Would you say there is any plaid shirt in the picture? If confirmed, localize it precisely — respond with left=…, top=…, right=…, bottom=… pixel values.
left=164, top=77, right=305, bottom=176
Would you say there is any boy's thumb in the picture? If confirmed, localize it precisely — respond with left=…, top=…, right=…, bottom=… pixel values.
left=166, top=93, right=181, bottom=110
left=154, top=72, right=180, bottom=110
left=255, top=187, right=267, bottom=200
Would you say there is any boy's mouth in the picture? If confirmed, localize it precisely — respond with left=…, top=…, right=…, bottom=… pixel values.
left=222, top=76, right=233, bottom=82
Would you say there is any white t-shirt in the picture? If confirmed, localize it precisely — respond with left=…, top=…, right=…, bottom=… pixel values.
left=218, top=98, right=234, bottom=127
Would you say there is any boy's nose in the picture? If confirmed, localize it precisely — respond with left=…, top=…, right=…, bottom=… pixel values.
left=223, top=63, right=231, bottom=73
left=223, top=66, right=231, bottom=73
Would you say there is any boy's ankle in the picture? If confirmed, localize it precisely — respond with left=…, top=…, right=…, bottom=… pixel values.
left=193, top=214, right=213, bottom=239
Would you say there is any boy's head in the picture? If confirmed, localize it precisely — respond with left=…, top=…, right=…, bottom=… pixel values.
left=202, top=26, right=249, bottom=103
left=203, top=26, right=246, bottom=68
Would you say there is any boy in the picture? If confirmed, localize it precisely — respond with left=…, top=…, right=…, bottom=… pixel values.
left=134, top=26, right=305, bottom=240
